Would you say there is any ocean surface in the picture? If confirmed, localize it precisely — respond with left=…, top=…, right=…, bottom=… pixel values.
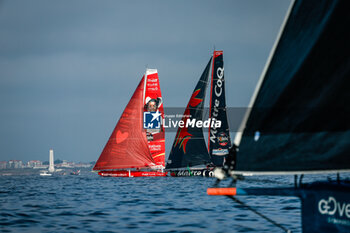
left=1, top=171, right=345, bottom=233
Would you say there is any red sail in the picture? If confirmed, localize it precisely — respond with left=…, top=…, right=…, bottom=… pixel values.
left=143, top=69, right=165, bottom=168
left=93, top=77, right=155, bottom=170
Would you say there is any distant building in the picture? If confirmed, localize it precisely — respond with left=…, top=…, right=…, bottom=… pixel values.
left=32, top=164, right=48, bottom=169
left=58, top=160, right=75, bottom=168
left=75, top=163, right=93, bottom=168
left=8, top=160, right=23, bottom=169
left=0, top=161, right=7, bottom=169
left=0, top=158, right=92, bottom=170
left=27, top=160, right=43, bottom=168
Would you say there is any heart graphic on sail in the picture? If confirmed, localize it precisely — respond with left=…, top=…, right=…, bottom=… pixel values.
left=116, top=130, right=128, bottom=144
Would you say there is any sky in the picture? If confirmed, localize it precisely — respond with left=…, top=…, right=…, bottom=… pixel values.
left=0, top=0, right=291, bottom=162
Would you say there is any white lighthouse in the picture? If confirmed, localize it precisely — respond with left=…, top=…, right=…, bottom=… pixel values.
left=48, top=149, right=55, bottom=173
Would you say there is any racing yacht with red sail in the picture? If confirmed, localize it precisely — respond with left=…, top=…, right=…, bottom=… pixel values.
left=93, top=69, right=167, bottom=177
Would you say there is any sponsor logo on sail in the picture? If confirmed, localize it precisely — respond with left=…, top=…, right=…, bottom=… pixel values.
left=218, top=132, right=229, bottom=146
left=210, top=64, right=225, bottom=143
left=212, top=148, right=229, bottom=156
left=318, top=196, right=350, bottom=226
left=146, top=133, right=154, bottom=141
left=149, top=144, right=161, bottom=151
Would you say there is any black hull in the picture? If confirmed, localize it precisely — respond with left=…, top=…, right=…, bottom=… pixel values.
left=168, top=169, right=215, bottom=177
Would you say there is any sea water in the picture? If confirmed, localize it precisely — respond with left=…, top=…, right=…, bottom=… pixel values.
left=2, top=171, right=338, bottom=233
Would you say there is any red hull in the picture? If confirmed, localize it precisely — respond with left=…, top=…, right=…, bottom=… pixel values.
left=98, top=170, right=167, bottom=177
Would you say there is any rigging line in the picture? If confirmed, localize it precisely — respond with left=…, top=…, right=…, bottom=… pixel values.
left=227, top=195, right=291, bottom=233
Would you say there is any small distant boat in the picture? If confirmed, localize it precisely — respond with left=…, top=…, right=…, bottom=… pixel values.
left=70, top=170, right=80, bottom=175
left=93, top=69, right=167, bottom=177
left=39, top=171, right=52, bottom=176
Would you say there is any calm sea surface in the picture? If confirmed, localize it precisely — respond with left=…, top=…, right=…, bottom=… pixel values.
left=2, top=171, right=344, bottom=233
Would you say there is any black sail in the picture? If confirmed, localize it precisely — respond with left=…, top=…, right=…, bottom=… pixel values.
left=208, top=51, right=231, bottom=166
left=166, top=58, right=212, bottom=169
left=236, top=0, right=350, bottom=173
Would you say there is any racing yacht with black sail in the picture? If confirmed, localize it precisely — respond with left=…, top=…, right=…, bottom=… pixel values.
left=207, top=0, right=350, bottom=232
left=166, top=51, right=231, bottom=177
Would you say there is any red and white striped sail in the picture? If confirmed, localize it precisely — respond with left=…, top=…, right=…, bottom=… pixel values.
left=93, top=77, right=156, bottom=171
left=143, top=69, right=166, bottom=168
